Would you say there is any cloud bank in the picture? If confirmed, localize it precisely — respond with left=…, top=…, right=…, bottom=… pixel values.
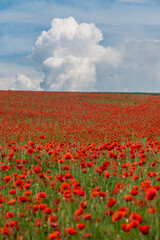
left=10, top=73, right=42, bottom=91
left=2, top=16, right=160, bottom=92
left=116, top=38, right=160, bottom=92
left=31, top=17, right=121, bottom=91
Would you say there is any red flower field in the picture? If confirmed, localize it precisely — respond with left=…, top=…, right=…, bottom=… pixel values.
left=0, top=91, right=160, bottom=239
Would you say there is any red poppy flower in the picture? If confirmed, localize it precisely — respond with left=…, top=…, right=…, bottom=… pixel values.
left=83, top=233, right=91, bottom=238
left=128, top=220, right=140, bottom=229
left=48, top=231, right=61, bottom=239
left=37, top=192, right=47, bottom=200
left=0, top=196, right=5, bottom=204
left=39, top=204, right=47, bottom=210
left=130, top=190, right=139, bottom=196
left=148, top=171, right=157, bottom=177
left=80, top=201, right=87, bottom=209
left=99, top=191, right=106, bottom=198
left=3, top=176, right=11, bottom=183
left=124, top=195, right=133, bottom=202
left=105, top=172, right=111, bottom=178
left=139, top=225, right=150, bottom=235
left=15, top=179, right=24, bottom=186
left=34, top=221, right=41, bottom=227
left=18, top=196, right=30, bottom=203
left=82, top=214, right=92, bottom=220
left=112, top=211, right=125, bottom=222
left=5, top=212, right=15, bottom=219
left=27, top=148, right=34, bottom=154
left=24, top=191, right=32, bottom=196
left=147, top=208, right=156, bottom=214
left=77, top=223, right=85, bottom=230
left=107, top=197, right=117, bottom=208
left=9, top=189, right=17, bottom=195
left=105, top=209, right=114, bottom=216
left=60, top=182, right=70, bottom=193
left=19, top=212, right=26, bottom=218
left=62, top=165, right=70, bottom=170
left=91, top=191, right=99, bottom=198
left=63, top=152, right=73, bottom=160
left=129, top=212, right=143, bottom=224
left=121, top=224, right=131, bottom=233
left=8, top=199, right=17, bottom=205
left=146, top=188, right=157, bottom=201
left=43, top=208, right=53, bottom=215
left=64, top=227, right=78, bottom=235
left=33, top=205, right=39, bottom=211
left=75, top=208, right=83, bottom=216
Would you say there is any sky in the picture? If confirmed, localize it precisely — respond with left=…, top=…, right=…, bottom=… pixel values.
left=0, top=0, right=160, bottom=92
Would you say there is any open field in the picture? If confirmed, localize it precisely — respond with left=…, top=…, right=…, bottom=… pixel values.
left=0, top=91, right=160, bottom=240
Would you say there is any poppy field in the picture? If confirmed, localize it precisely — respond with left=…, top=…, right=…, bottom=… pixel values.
left=0, top=90, right=160, bottom=240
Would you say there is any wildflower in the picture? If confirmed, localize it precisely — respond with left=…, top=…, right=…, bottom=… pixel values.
left=3, top=176, right=11, bottom=183
left=8, top=200, right=16, bottom=205
left=60, top=182, right=70, bottom=193
left=18, top=196, right=30, bottom=203
left=43, top=208, right=53, bottom=215
left=148, top=172, right=157, bottom=177
left=130, top=190, right=139, bottom=196
left=48, top=231, right=61, bottom=239
left=39, top=204, right=47, bottom=210
left=124, top=195, right=133, bottom=202
left=146, top=188, right=157, bottom=201
left=5, top=212, right=15, bottom=219
left=27, top=148, right=34, bottom=154
left=121, top=224, right=131, bottom=233
left=105, top=172, right=111, bottom=178
left=63, top=152, right=73, bottom=160
left=105, top=210, right=114, bottom=216
left=47, top=216, right=57, bottom=223
left=139, top=225, right=150, bottom=235
left=15, top=179, right=24, bottom=186
left=19, top=212, right=26, bottom=218
left=64, top=227, right=78, bottom=235
left=0, top=197, right=5, bottom=204
left=129, top=212, right=143, bottom=224
left=24, top=191, right=32, bottom=196
left=107, top=197, right=117, bottom=208
left=75, top=208, right=83, bottom=216
left=83, top=233, right=91, bottom=238
left=34, top=221, right=41, bottom=227
left=147, top=208, right=156, bottom=214
left=99, top=191, right=106, bottom=199
left=77, top=223, right=85, bottom=230
left=112, top=211, right=125, bottom=222
left=37, top=192, right=47, bottom=200
left=82, top=214, right=92, bottom=220
left=128, top=220, right=140, bottom=229
left=80, top=201, right=87, bottom=209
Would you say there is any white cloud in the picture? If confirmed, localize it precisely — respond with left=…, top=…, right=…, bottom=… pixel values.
left=1, top=14, right=160, bottom=92
left=0, top=62, right=43, bottom=90
left=31, top=17, right=121, bottom=91
left=0, top=77, right=15, bottom=90
left=10, top=73, right=42, bottom=91
left=113, top=38, right=160, bottom=92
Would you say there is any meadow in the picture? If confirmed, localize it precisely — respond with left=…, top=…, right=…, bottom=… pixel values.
left=0, top=91, right=159, bottom=240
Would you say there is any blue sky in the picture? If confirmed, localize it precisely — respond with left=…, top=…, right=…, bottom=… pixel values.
left=1, top=0, right=160, bottom=91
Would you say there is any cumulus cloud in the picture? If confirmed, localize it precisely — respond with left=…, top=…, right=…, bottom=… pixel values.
left=31, top=17, right=121, bottom=91
left=6, top=17, right=160, bottom=92
left=0, top=62, right=43, bottom=90
left=10, top=73, right=42, bottom=91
